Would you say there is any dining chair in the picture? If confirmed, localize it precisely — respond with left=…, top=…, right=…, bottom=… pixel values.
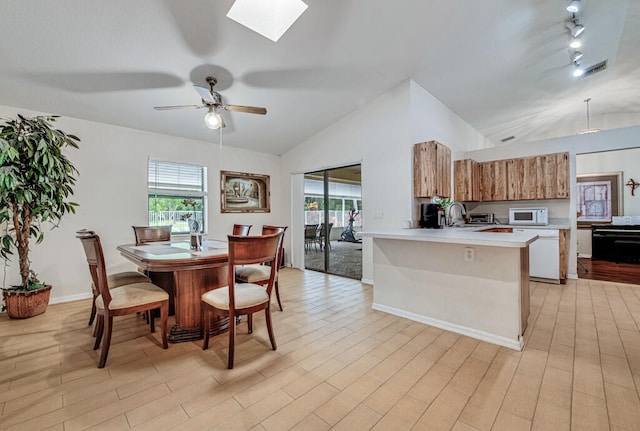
left=235, top=225, right=288, bottom=311
left=201, top=231, right=283, bottom=369
left=304, top=224, right=318, bottom=252
left=76, top=231, right=169, bottom=368
left=232, top=224, right=252, bottom=236
left=132, top=225, right=172, bottom=245
left=131, top=225, right=173, bottom=323
left=76, top=229, right=152, bottom=327
left=317, top=222, right=334, bottom=251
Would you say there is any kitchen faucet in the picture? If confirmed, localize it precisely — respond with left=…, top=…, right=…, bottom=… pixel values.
left=448, top=202, right=467, bottom=226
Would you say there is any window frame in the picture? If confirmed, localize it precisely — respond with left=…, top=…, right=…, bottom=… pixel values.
left=147, top=159, right=208, bottom=235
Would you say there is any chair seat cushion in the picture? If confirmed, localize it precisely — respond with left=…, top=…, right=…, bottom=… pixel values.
left=91, top=271, right=151, bottom=295
left=201, top=283, right=269, bottom=310
left=96, top=283, right=168, bottom=310
left=235, top=265, right=276, bottom=283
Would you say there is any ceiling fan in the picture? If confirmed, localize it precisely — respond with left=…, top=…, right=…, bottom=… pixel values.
left=153, top=76, right=267, bottom=129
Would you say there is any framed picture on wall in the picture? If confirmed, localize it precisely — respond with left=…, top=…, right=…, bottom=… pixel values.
left=576, top=172, right=623, bottom=226
left=220, top=171, right=270, bottom=213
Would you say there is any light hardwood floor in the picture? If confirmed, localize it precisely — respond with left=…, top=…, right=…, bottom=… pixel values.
left=1, top=269, right=640, bottom=430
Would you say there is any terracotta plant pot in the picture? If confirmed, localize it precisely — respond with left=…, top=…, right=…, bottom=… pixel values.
left=2, top=285, right=52, bottom=319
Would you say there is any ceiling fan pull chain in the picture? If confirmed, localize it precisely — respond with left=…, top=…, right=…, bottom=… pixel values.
left=218, top=125, right=224, bottom=173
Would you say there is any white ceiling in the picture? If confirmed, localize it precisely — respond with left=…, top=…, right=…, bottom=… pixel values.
left=1, top=0, right=638, bottom=155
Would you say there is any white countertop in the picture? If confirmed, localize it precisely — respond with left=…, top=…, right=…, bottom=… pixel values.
left=359, top=227, right=538, bottom=248
left=492, top=224, right=571, bottom=230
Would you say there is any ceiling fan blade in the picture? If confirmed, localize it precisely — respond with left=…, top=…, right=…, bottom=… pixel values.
left=193, top=85, right=215, bottom=104
left=224, top=105, right=267, bottom=115
left=153, top=104, right=204, bottom=110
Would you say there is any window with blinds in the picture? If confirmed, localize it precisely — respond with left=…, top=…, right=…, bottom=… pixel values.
left=148, top=160, right=207, bottom=234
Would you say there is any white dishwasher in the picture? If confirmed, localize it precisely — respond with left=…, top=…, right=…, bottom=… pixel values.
left=514, top=229, right=560, bottom=282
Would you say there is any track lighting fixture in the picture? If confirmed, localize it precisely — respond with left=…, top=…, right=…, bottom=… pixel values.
left=566, top=19, right=585, bottom=37
left=571, top=51, right=584, bottom=62
left=566, top=0, right=581, bottom=13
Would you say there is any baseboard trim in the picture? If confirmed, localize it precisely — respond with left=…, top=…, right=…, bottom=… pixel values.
left=372, top=302, right=523, bottom=351
left=360, top=278, right=373, bottom=285
left=50, top=292, right=92, bottom=305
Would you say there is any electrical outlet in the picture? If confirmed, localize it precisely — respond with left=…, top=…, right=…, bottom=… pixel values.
left=464, top=247, right=475, bottom=262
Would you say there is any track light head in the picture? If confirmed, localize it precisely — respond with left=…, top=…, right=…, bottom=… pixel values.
left=566, top=0, right=582, bottom=13
left=571, top=51, right=584, bottom=62
left=566, top=19, right=585, bottom=37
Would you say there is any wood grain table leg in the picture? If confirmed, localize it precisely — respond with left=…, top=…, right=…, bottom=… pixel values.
left=150, top=264, right=229, bottom=343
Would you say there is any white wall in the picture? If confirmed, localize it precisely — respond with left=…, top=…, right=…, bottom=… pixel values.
left=0, top=104, right=283, bottom=303
left=281, top=80, right=488, bottom=282
left=461, top=125, right=640, bottom=277
left=410, top=80, right=491, bottom=153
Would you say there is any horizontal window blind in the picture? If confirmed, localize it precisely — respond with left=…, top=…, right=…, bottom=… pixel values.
left=148, top=160, right=207, bottom=196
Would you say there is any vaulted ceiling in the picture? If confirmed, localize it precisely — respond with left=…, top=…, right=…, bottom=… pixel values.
left=1, top=0, right=638, bottom=155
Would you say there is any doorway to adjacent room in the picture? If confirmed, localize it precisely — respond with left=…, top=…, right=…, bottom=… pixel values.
left=303, top=164, right=362, bottom=279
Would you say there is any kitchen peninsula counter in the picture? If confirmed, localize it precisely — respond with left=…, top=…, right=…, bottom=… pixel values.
left=359, top=227, right=538, bottom=350
left=362, top=227, right=538, bottom=247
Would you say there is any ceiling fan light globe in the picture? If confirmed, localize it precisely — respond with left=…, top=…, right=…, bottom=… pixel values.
left=204, top=112, right=222, bottom=129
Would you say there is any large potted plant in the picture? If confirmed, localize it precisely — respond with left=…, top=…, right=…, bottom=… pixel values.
left=0, top=114, right=79, bottom=318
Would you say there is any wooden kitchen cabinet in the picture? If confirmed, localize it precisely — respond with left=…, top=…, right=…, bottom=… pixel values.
left=480, top=160, right=507, bottom=201
left=536, top=152, right=569, bottom=199
left=454, top=159, right=481, bottom=201
left=455, top=151, right=569, bottom=202
left=521, top=156, right=538, bottom=200
left=413, top=141, right=451, bottom=198
left=555, top=152, right=570, bottom=198
left=507, top=158, right=523, bottom=200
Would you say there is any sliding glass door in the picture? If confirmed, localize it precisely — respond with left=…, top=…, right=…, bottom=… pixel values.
left=303, top=164, right=362, bottom=279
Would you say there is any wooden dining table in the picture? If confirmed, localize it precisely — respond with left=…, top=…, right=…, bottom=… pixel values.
left=117, top=239, right=230, bottom=343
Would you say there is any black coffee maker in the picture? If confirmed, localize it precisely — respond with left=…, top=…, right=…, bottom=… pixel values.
left=419, top=203, right=444, bottom=228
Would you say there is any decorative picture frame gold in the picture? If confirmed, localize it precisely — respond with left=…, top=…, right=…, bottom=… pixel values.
left=220, top=171, right=270, bottom=213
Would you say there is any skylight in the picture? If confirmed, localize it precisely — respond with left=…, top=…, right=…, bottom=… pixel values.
left=227, top=0, right=308, bottom=42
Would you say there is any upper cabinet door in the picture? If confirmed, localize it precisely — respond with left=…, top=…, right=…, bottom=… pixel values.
left=454, top=159, right=481, bottom=201
left=413, top=141, right=451, bottom=198
left=537, top=152, right=570, bottom=199
left=481, top=160, right=507, bottom=201
left=555, top=152, right=570, bottom=198
left=507, top=158, right=523, bottom=200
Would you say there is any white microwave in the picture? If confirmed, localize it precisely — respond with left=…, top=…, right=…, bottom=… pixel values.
left=509, top=208, right=549, bottom=226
